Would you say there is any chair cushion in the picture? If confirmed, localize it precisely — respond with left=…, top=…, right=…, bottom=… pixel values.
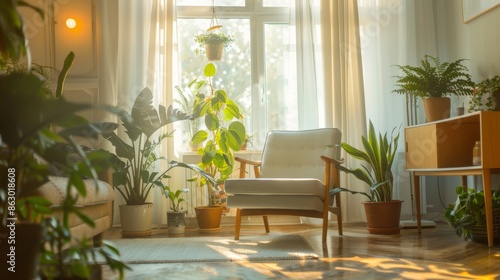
left=225, top=178, right=325, bottom=198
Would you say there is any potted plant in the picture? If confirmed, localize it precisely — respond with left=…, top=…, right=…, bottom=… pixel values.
left=163, top=185, right=189, bottom=234
left=102, top=87, right=216, bottom=237
left=240, top=133, right=254, bottom=150
left=444, top=187, right=500, bottom=243
left=392, top=55, right=474, bottom=122
left=194, top=30, right=234, bottom=61
left=330, top=120, right=403, bottom=234
left=469, top=75, right=500, bottom=112
left=189, top=63, right=246, bottom=231
left=0, top=18, right=129, bottom=279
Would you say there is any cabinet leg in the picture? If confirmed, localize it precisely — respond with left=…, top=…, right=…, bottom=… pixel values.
left=413, top=174, right=422, bottom=233
left=482, top=169, right=494, bottom=247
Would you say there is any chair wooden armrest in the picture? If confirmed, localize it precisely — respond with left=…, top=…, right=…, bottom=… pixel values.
left=235, top=156, right=261, bottom=178
left=320, top=155, right=345, bottom=166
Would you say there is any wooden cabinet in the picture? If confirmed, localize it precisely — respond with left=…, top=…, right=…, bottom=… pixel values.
left=405, top=111, right=500, bottom=247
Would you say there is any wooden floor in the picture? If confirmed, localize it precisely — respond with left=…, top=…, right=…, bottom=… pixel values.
left=102, top=222, right=500, bottom=279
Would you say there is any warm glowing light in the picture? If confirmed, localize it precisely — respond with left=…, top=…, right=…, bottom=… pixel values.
left=66, top=18, right=77, bottom=29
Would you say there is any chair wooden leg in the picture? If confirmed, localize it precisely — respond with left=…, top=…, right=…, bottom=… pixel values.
left=322, top=213, right=328, bottom=244
left=336, top=194, right=343, bottom=235
left=263, top=216, right=270, bottom=233
left=235, top=209, right=242, bottom=240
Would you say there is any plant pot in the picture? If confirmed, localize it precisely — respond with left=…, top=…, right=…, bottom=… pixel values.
left=194, top=206, right=224, bottom=232
left=362, top=200, right=403, bottom=235
left=167, top=211, right=186, bottom=235
left=1, top=223, right=44, bottom=280
left=423, top=97, right=451, bottom=122
left=205, top=43, right=223, bottom=61
left=119, top=203, right=154, bottom=237
left=188, top=140, right=203, bottom=152
left=492, top=90, right=500, bottom=111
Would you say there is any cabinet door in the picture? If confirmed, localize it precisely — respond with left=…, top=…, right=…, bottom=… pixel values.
left=405, top=125, right=439, bottom=169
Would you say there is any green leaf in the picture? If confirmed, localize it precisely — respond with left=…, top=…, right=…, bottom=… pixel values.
left=192, top=130, right=208, bottom=144
left=204, top=63, right=217, bottom=77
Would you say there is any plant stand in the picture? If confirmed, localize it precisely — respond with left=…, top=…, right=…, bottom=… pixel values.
left=363, top=200, right=403, bottom=234
left=167, top=211, right=186, bottom=235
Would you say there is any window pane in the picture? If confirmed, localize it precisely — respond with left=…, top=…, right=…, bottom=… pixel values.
left=263, top=0, right=289, bottom=7
left=176, top=18, right=252, bottom=145
left=177, top=0, right=245, bottom=6
left=265, top=23, right=297, bottom=130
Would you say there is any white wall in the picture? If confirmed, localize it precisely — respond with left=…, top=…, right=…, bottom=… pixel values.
left=424, top=0, right=500, bottom=219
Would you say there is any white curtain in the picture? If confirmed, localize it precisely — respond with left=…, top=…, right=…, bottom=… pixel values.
left=321, top=0, right=368, bottom=222
left=97, top=0, right=173, bottom=226
left=291, top=0, right=323, bottom=129
left=357, top=0, right=437, bottom=217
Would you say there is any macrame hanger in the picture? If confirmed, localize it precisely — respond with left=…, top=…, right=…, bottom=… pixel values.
left=207, top=0, right=222, bottom=32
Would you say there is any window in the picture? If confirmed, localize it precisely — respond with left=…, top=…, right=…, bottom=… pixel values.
left=175, top=1, right=318, bottom=150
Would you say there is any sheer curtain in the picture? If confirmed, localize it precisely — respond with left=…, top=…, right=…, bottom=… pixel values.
left=357, top=0, right=437, bottom=217
left=291, top=0, right=323, bottom=129
left=321, top=0, right=368, bottom=222
left=97, top=0, right=173, bottom=226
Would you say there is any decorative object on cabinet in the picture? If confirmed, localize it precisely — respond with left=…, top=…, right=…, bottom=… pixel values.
left=469, top=75, right=500, bottom=112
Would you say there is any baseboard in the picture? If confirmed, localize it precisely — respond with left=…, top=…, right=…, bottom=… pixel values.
left=400, top=219, right=437, bottom=228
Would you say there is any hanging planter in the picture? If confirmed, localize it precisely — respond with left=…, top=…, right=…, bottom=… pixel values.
left=194, top=6, right=234, bottom=61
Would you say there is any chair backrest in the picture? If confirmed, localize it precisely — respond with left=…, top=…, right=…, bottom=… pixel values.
left=260, top=128, right=342, bottom=181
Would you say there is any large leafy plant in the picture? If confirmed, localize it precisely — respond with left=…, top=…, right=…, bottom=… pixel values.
left=392, top=55, right=474, bottom=98
left=103, top=87, right=216, bottom=205
left=330, top=121, right=400, bottom=202
left=444, top=187, right=500, bottom=240
left=190, top=63, right=246, bottom=189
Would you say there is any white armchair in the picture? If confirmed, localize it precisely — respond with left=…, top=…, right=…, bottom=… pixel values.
left=225, top=128, right=344, bottom=243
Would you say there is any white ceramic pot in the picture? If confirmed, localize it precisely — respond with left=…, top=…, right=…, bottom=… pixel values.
left=119, top=203, right=154, bottom=237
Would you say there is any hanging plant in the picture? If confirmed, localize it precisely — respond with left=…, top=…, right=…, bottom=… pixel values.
left=193, top=5, right=234, bottom=61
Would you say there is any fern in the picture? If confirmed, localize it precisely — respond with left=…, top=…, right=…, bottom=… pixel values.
left=393, top=55, right=474, bottom=98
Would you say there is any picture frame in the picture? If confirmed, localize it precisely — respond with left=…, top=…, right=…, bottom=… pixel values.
left=462, top=0, right=500, bottom=23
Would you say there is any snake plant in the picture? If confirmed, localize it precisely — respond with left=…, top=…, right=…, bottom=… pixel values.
left=331, top=120, right=400, bottom=202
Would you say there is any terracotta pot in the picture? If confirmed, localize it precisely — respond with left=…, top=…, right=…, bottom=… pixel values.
left=167, top=211, right=186, bottom=235
left=194, top=206, right=223, bottom=232
left=119, top=203, right=153, bottom=237
left=205, top=43, right=223, bottom=61
left=423, top=97, right=451, bottom=122
left=362, top=200, right=403, bottom=235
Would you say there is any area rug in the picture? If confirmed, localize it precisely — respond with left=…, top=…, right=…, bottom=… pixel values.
left=105, top=235, right=318, bottom=264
